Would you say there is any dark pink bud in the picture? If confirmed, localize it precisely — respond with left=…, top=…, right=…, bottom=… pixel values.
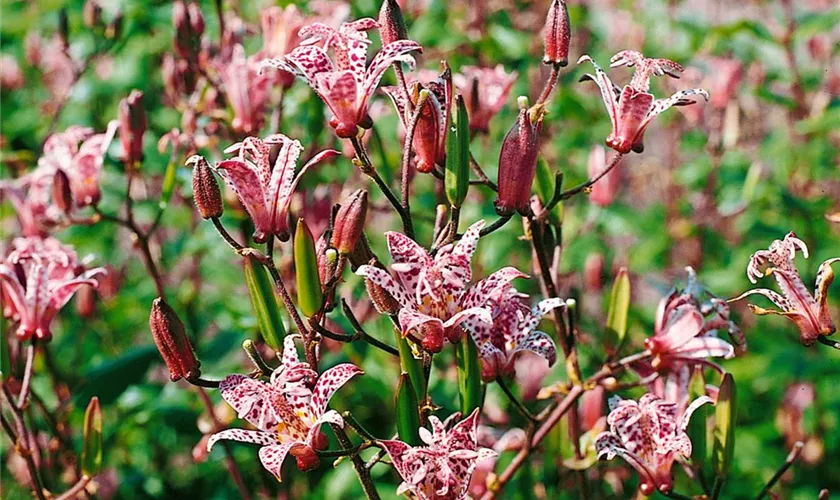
left=119, top=90, right=146, bottom=166
left=188, top=156, right=223, bottom=219
left=420, top=322, right=444, bottom=353
left=543, top=0, right=571, bottom=66
left=411, top=88, right=442, bottom=174
left=75, top=284, right=97, bottom=319
left=365, top=258, right=401, bottom=315
left=331, top=189, right=368, bottom=255
left=173, top=1, right=202, bottom=61
left=149, top=298, right=201, bottom=382
left=495, top=99, right=545, bottom=216
left=378, top=0, right=407, bottom=46
left=52, top=169, right=74, bottom=214
left=291, top=446, right=320, bottom=472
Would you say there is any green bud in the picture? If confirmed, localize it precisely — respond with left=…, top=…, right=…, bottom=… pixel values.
left=294, top=219, right=323, bottom=317
left=456, top=334, right=483, bottom=416
left=687, top=368, right=708, bottom=468
left=396, top=373, right=421, bottom=446
left=445, top=95, right=470, bottom=208
left=82, top=397, right=102, bottom=476
left=243, top=254, right=286, bottom=351
left=605, top=267, right=630, bottom=358
left=712, top=373, right=737, bottom=479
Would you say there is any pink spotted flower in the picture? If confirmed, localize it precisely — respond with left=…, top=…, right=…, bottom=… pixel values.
left=208, top=336, right=362, bottom=479
left=471, top=287, right=563, bottom=381
left=379, top=409, right=496, bottom=500
left=203, top=134, right=339, bottom=243
left=38, top=122, right=119, bottom=207
left=216, top=45, right=271, bottom=135
left=356, top=221, right=526, bottom=353
left=577, top=50, right=709, bottom=154
left=731, top=232, right=839, bottom=346
left=0, top=237, right=105, bottom=341
left=262, top=18, right=422, bottom=138
left=595, top=393, right=712, bottom=495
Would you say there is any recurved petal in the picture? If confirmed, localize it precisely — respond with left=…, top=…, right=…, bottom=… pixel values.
left=259, top=442, right=299, bottom=480
left=672, top=336, right=735, bottom=360
left=310, top=364, right=363, bottom=417
left=356, top=265, right=412, bottom=308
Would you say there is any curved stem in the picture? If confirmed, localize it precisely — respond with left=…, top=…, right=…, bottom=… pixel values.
left=55, top=475, right=92, bottom=500
left=16, top=341, right=36, bottom=408
left=754, top=441, right=804, bottom=500
left=331, top=423, right=380, bottom=500
left=536, top=64, right=562, bottom=106
left=497, top=377, right=535, bottom=422
left=400, top=91, right=430, bottom=228
left=557, top=153, right=624, bottom=202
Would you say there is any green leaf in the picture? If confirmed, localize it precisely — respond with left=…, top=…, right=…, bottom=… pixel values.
left=395, top=373, right=421, bottom=446
left=294, top=219, right=323, bottom=317
left=82, top=397, right=103, bottom=476
left=243, top=254, right=286, bottom=351
left=395, top=329, right=426, bottom=401
left=456, top=335, right=482, bottom=416
left=445, top=95, right=470, bottom=208
left=159, top=160, right=177, bottom=209
left=74, top=345, right=159, bottom=405
left=712, top=373, right=737, bottom=479
left=687, top=368, right=708, bottom=468
left=604, top=267, right=630, bottom=357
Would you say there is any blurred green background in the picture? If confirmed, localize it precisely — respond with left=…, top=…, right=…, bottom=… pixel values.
left=1, top=0, right=839, bottom=498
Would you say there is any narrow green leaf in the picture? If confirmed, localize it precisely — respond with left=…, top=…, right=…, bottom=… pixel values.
left=243, top=254, right=286, bottom=351
left=159, top=160, right=178, bottom=209
left=445, top=95, right=470, bottom=208
left=712, top=373, right=737, bottom=479
left=81, top=397, right=102, bottom=476
left=294, top=219, right=323, bottom=317
left=456, top=335, right=482, bottom=416
left=395, top=373, right=421, bottom=446
left=604, top=267, right=630, bottom=356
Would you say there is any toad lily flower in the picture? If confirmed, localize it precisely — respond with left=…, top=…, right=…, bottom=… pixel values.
left=731, top=232, right=839, bottom=346
left=38, top=122, right=119, bottom=207
left=379, top=409, right=496, bottom=500
left=595, top=394, right=712, bottom=495
left=357, top=221, right=526, bottom=353
left=261, top=18, right=422, bottom=138
left=643, top=268, right=738, bottom=371
left=209, top=336, right=362, bottom=479
left=1, top=237, right=105, bottom=341
left=471, top=287, right=563, bottom=381
left=206, top=134, right=339, bottom=243
left=577, top=50, right=709, bottom=154
left=216, top=45, right=271, bottom=135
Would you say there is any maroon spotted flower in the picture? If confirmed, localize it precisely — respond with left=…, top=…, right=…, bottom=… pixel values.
left=578, top=50, right=708, bottom=154
left=262, top=18, right=422, bottom=138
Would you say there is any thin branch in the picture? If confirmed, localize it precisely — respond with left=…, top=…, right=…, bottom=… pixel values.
left=212, top=217, right=244, bottom=251
left=497, top=377, right=536, bottom=422
left=17, top=341, right=36, bottom=408
left=469, top=154, right=498, bottom=191
left=557, top=153, right=624, bottom=202
left=400, top=91, right=430, bottom=229
left=196, top=387, right=252, bottom=500
left=55, top=475, right=92, bottom=500
left=331, top=423, right=380, bottom=500
left=536, top=64, right=562, bottom=106
left=310, top=320, right=399, bottom=357
left=754, top=441, right=805, bottom=500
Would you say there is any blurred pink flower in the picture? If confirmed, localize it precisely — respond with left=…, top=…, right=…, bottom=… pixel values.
left=262, top=18, right=422, bottom=138
left=706, top=57, right=743, bottom=110
left=357, top=221, right=526, bottom=353
left=587, top=145, right=622, bottom=207
left=578, top=50, right=708, bottom=154
left=732, top=232, right=839, bottom=346
left=0, top=54, right=24, bottom=90
left=38, top=121, right=119, bottom=207
left=595, top=393, right=711, bottom=495
left=1, top=237, right=105, bottom=341
left=216, top=45, right=271, bottom=135
left=209, top=336, right=362, bottom=479
left=206, top=134, right=339, bottom=242
left=453, top=65, right=517, bottom=133
left=379, top=409, right=496, bottom=500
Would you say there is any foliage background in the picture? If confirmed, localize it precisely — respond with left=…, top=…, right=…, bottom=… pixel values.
left=1, top=0, right=839, bottom=498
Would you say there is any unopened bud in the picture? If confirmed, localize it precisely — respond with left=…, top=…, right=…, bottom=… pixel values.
left=583, top=252, right=605, bottom=292
left=173, top=1, right=202, bottom=61
left=187, top=3, right=205, bottom=36
left=543, top=0, right=571, bottom=66
left=149, top=298, right=201, bottom=382
left=378, top=0, right=407, bottom=46
left=119, top=90, right=147, bottom=166
left=81, top=397, right=102, bottom=476
left=75, top=284, right=97, bottom=319
left=331, top=189, right=368, bottom=255
left=495, top=98, right=544, bottom=216
left=83, top=1, right=103, bottom=29
left=294, top=219, right=324, bottom=317
left=365, top=258, right=401, bottom=315
left=188, top=155, right=223, bottom=219
left=347, top=234, right=375, bottom=271
left=291, top=446, right=320, bottom=472
left=52, top=169, right=74, bottom=214
left=420, top=322, right=444, bottom=353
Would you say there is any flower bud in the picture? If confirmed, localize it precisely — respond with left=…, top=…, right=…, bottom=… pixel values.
left=365, top=258, right=401, bottom=315
left=52, top=169, right=74, bottom=214
left=243, top=254, right=287, bottom=352
left=588, top=145, right=621, bottom=207
left=331, top=189, right=368, bottom=255
left=294, top=219, right=323, bottom=317
left=82, top=397, right=102, bottom=476
left=444, top=95, right=470, bottom=208
left=188, top=155, right=223, bottom=219
left=291, top=446, right=320, bottom=472
left=173, top=1, right=202, bottom=61
left=378, top=0, right=407, bottom=46
left=412, top=88, right=442, bottom=174
left=119, top=90, right=147, bottom=166
left=83, top=1, right=103, bottom=29
left=495, top=98, right=545, bottom=216
left=75, top=284, right=97, bottom=319
left=543, top=0, right=571, bottom=66
left=149, top=298, right=201, bottom=382
left=420, top=322, right=444, bottom=353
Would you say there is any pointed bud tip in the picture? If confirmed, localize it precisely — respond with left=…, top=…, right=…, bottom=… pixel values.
left=543, top=0, right=571, bottom=66
left=150, top=298, right=200, bottom=382
left=331, top=190, right=368, bottom=255
left=378, top=0, right=408, bottom=46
